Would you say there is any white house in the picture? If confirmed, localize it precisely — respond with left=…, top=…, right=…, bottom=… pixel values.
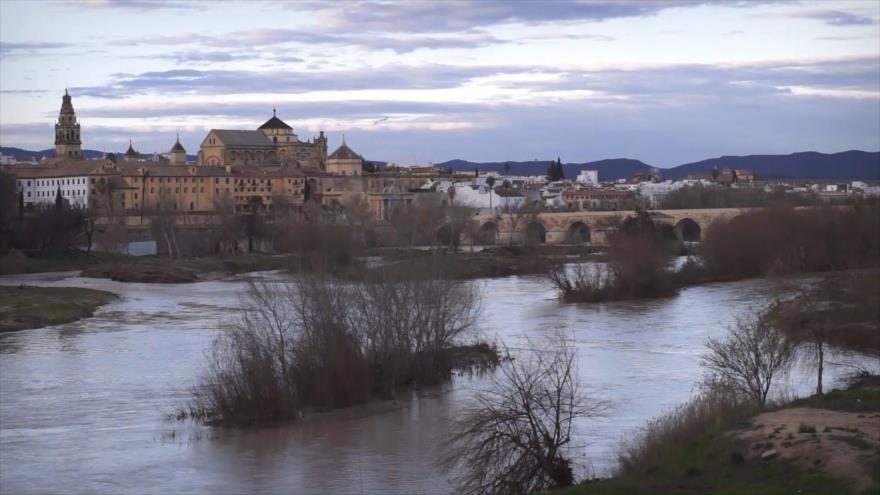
left=637, top=181, right=682, bottom=208
left=576, top=170, right=599, bottom=186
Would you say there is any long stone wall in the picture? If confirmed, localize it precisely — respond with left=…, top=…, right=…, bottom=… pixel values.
left=469, top=208, right=750, bottom=246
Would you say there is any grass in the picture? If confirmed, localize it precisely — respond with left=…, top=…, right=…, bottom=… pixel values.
left=555, top=375, right=880, bottom=495
left=0, top=285, right=117, bottom=332
left=785, top=374, right=880, bottom=413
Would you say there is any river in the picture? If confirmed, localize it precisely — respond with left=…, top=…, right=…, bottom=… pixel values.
left=0, top=270, right=874, bottom=494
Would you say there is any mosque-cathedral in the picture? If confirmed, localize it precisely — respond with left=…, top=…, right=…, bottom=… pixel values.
left=7, top=90, right=432, bottom=220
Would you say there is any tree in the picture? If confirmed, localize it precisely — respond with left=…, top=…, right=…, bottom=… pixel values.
left=770, top=284, right=840, bottom=396
left=485, top=176, right=496, bottom=189
left=711, top=166, right=719, bottom=182
left=440, top=336, right=605, bottom=495
left=504, top=201, right=542, bottom=247
left=546, top=158, right=564, bottom=182
left=343, top=194, right=374, bottom=247
left=503, top=162, right=511, bottom=175
left=54, top=186, right=64, bottom=210
left=702, top=313, right=796, bottom=407
left=0, top=170, right=18, bottom=252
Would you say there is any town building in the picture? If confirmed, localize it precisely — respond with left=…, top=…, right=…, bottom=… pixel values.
left=575, top=170, right=599, bottom=186
left=54, top=90, right=82, bottom=159
left=562, top=187, right=633, bottom=211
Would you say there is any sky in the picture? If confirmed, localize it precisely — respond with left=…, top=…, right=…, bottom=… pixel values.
left=0, top=0, right=878, bottom=167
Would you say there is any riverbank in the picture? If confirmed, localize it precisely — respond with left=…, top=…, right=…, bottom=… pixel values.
left=0, top=247, right=588, bottom=283
left=558, top=374, right=880, bottom=495
left=0, top=285, right=117, bottom=332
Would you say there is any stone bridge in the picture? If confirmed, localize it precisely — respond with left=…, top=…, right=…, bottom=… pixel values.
left=464, top=208, right=749, bottom=246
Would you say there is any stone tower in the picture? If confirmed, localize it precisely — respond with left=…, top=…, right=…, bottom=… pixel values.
left=54, top=89, right=82, bottom=158
left=169, top=133, right=186, bottom=165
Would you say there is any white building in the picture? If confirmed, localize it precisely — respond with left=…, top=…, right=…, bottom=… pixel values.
left=575, top=170, right=599, bottom=186
left=426, top=180, right=528, bottom=212
left=16, top=174, right=91, bottom=208
left=637, top=181, right=682, bottom=208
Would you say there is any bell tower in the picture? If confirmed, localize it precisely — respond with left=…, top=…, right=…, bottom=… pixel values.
left=55, top=89, right=82, bottom=158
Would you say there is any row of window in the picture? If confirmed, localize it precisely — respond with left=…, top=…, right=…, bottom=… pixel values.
left=26, top=189, right=86, bottom=198
left=22, top=178, right=86, bottom=187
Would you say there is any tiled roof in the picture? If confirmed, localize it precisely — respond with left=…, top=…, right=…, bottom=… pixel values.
left=210, top=130, right=274, bottom=147
left=328, top=143, right=361, bottom=160
left=257, top=111, right=293, bottom=130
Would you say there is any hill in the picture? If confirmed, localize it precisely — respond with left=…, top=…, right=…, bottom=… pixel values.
left=665, top=150, right=879, bottom=180
left=437, top=158, right=653, bottom=181
left=439, top=150, right=879, bottom=181
left=0, top=147, right=198, bottom=162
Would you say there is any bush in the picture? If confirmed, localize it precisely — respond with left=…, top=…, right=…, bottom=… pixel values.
left=546, top=235, right=678, bottom=302
left=701, top=204, right=880, bottom=280
left=190, top=255, right=485, bottom=426
left=798, top=423, right=817, bottom=434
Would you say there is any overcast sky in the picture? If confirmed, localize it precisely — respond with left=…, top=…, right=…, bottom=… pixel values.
left=1, top=0, right=878, bottom=166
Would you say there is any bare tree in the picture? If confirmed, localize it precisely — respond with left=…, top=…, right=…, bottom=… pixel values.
left=770, top=284, right=840, bottom=396
left=212, top=191, right=239, bottom=255
left=343, top=194, right=374, bottom=247
left=504, top=201, right=542, bottom=247
left=701, top=312, right=796, bottom=407
left=439, top=336, right=605, bottom=495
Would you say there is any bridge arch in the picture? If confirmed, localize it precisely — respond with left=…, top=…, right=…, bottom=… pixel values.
left=566, top=221, right=591, bottom=244
left=477, top=221, right=498, bottom=245
left=525, top=221, right=546, bottom=245
left=674, top=218, right=701, bottom=242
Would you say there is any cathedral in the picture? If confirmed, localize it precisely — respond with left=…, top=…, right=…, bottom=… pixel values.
left=197, top=110, right=327, bottom=168
left=55, top=89, right=82, bottom=158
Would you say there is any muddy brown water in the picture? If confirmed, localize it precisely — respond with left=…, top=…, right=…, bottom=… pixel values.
left=1, top=269, right=875, bottom=494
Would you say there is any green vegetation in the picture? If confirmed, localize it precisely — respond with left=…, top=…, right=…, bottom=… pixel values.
left=555, top=375, right=880, bottom=495
left=0, top=285, right=116, bottom=332
left=786, top=374, right=880, bottom=413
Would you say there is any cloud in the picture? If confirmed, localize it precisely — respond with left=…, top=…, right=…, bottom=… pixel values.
left=148, top=50, right=256, bottom=64
left=65, top=0, right=196, bottom=10
left=70, top=64, right=528, bottom=98
left=116, top=27, right=505, bottom=53
left=792, top=9, right=877, bottom=26
left=0, top=41, right=74, bottom=56
left=305, top=0, right=786, bottom=33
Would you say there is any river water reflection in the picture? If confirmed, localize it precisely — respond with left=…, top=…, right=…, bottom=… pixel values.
left=0, top=270, right=874, bottom=494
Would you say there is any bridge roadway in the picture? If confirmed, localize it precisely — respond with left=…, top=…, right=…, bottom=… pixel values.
left=467, top=207, right=749, bottom=245
left=113, top=207, right=750, bottom=247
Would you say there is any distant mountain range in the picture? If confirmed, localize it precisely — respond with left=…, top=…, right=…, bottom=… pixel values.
left=439, top=150, right=880, bottom=181
left=0, top=147, right=198, bottom=162
left=3, top=146, right=877, bottom=181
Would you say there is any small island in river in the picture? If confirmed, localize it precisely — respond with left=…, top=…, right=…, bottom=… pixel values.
left=0, top=285, right=116, bottom=332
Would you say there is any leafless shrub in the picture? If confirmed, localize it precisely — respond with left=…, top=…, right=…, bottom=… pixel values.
left=546, top=235, right=677, bottom=302
left=190, top=255, right=486, bottom=426
left=701, top=312, right=796, bottom=407
left=439, top=336, right=606, bottom=495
